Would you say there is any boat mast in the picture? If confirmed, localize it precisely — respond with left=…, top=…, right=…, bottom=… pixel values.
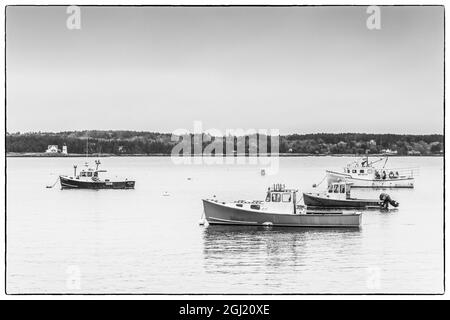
left=383, top=156, right=388, bottom=169
left=86, top=136, right=89, bottom=158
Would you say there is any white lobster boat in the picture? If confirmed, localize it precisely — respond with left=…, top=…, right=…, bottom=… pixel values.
left=202, top=184, right=361, bottom=228
left=326, top=157, right=415, bottom=188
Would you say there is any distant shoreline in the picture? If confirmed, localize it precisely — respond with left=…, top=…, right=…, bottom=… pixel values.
left=7, top=131, right=443, bottom=157
left=6, top=152, right=443, bottom=158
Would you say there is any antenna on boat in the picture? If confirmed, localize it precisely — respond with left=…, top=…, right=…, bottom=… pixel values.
left=74, top=165, right=77, bottom=177
left=95, top=159, right=101, bottom=170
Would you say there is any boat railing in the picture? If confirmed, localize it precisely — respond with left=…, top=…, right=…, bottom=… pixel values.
left=375, top=167, right=419, bottom=177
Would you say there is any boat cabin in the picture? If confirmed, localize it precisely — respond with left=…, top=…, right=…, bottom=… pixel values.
left=345, top=166, right=375, bottom=176
left=79, top=168, right=99, bottom=178
left=344, top=163, right=401, bottom=180
left=327, top=182, right=351, bottom=200
left=72, top=160, right=107, bottom=181
left=344, top=157, right=376, bottom=177
left=264, top=184, right=298, bottom=214
left=343, top=157, right=402, bottom=180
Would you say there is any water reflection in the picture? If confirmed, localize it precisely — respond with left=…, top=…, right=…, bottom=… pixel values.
left=202, top=225, right=361, bottom=275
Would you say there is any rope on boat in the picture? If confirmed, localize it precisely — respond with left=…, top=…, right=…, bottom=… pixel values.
left=313, top=175, right=327, bottom=188
left=46, top=176, right=59, bottom=189
left=296, top=194, right=303, bottom=205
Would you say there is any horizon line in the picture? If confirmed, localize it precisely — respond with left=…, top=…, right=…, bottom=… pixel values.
left=5, top=130, right=444, bottom=136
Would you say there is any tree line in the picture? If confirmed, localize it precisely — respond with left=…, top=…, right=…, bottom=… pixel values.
left=6, top=131, right=443, bottom=156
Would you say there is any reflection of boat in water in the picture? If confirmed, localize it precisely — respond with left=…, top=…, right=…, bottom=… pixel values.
left=59, top=160, right=135, bottom=189
left=326, top=157, right=415, bottom=188
left=203, top=184, right=361, bottom=228
left=204, top=224, right=361, bottom=237
left=303, top=181, right=398, bottom=209
left=202, top=225, right=361, bottom=277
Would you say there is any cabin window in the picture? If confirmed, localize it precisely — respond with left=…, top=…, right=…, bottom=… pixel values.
left=266, top=193, right=271, bottom=202
left=271, top=193, right=281, bottom=202
left=80, top=172, right=86, bottom=177
left=340, top=185, right=346, bottom=193
left=94, top=172, right=98, bottom=177
left=352, top=169, right=357, bottom=173
left=360, top=169, right=364, bottom=173
left=282, top=193, right=291, bottom=202
left=328, top=185, right=333, bottom=193
left=87, top=172, right=92, bottom=177
left=347, top=169, right=350, bottom=173
left=333, top=184, right=339, bottom=193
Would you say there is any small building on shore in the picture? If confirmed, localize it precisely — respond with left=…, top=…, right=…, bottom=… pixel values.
left=381, top=149, right=398, bottom=155
left=45, top=144, right=68, bottom=154
left=46, top=145, right=59, bottom=153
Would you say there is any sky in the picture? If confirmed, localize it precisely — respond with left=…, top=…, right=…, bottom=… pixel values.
left=6, top=6, right=444, bottom=134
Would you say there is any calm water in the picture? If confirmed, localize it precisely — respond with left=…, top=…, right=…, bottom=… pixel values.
left=6, top=156, right=444, bottom=294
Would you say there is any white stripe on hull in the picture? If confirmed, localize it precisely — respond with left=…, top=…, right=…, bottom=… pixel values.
left=208, top=217, right=259, bottom=225
left=60, top=182, right=79, bottom=188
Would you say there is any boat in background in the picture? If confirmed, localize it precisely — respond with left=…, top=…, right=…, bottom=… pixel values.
left=326, top=156, right=415, bottom=188
left=303, top=181, right=398, bottom=209
left=59, top=160, right=135, bottom=189
left=203, top=184, right=361, bottom=228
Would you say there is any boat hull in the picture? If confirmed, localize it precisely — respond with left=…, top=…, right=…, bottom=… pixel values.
left=203, top=199, right=361, bottom=228
left=59, top=176, right=135, bottom=189
left=303, top=193, right=380, bottom=208
left=326, top=170, right=414, bottom=188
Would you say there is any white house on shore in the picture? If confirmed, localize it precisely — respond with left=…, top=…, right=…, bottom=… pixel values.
left=45, top=144, right=68, bottom=154
left=381, top=148, right=398, bottom=155
left=46, top=145, right=58, bottom=153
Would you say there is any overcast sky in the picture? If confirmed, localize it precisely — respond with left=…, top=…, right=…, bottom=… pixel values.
left=6, top=6, right=444, bottom=134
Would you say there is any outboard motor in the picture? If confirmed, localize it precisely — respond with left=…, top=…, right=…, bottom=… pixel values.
left=379, top=193, right=399, bottom=209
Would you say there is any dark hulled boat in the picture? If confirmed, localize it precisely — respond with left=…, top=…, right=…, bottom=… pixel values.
left=59, top=160, right=135, bottom=189
left=303, top=193, right=380, bottom=208
left=303, top=181, right=397, bottom=209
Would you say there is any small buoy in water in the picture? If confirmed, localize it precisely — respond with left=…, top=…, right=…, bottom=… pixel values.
left=312, top=183, right=317, bottom=188
left=260, top=169, right=266, bottom=176
left=187, top=177, right=192, bottom=180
